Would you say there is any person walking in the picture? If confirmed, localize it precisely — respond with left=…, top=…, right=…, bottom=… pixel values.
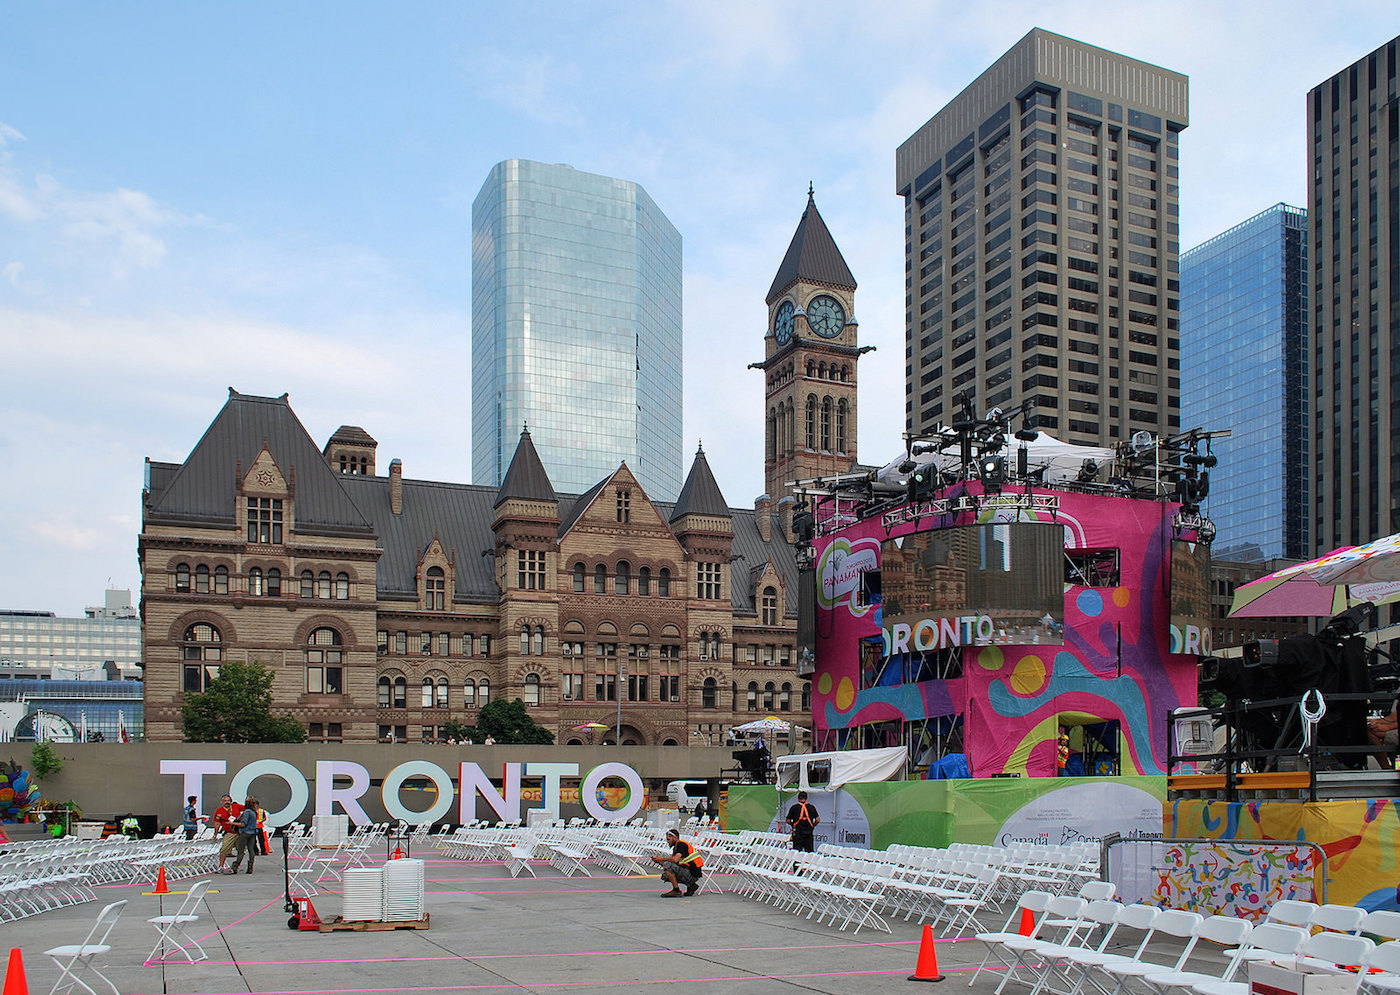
left=786, top=790, right=820, bottom=853
left=213, top=793, right=244, bottom=874
left=228, top=795, right=260, bottom=874
left=182, top=796, right=200, bottom=840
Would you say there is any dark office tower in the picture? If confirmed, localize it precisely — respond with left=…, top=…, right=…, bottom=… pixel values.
left=1309, top=37, right=1400, bottom=551
left=896, top=29, right=1188, bottom=446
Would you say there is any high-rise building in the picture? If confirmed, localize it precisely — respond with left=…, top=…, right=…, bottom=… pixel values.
left=896, top=28, right=1187, bottom=446
left=0, top=589, right=142, bottom=680
left=472, top=160, right=683, bottom=501
left=1309, top=37, right=1399, bottom=551
left=1181, top=204, right=1309, bottom=562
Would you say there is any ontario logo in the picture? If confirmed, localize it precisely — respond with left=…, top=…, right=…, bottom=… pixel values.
left=817, top=537, right=880, bottom=614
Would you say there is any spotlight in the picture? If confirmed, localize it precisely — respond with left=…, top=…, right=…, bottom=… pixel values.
left=980, top=455, right=1006, bottom=486
left=898, top=458, right=916, bottom=474
left=1015, top=422, right=1038, bottom=442
left=1076, top=459, right=1099, bottom=483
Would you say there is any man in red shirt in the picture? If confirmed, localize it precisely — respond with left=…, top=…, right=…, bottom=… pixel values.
left=213, top=793, right=244, bottom=874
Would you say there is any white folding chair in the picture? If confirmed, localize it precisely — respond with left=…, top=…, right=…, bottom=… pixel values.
left=145, top=878, right=212, bottom=963
left=44, top=900, right=126, bottom=995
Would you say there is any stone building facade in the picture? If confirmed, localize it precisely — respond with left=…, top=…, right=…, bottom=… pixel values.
left=138, top=193, right=860, bottom=746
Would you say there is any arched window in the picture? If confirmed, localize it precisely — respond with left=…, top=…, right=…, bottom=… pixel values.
left=436, top=676, right=449, bottom=707
left=533, top=626, right=545, bottom=655
left=306, top=627, right=342, bottom=694
left=523, top=673, right=541, bottom=706
left=520, top=625, right=531, bottom=655
left=746, top=682, right=759, bottom=712
left=818, top=362, right=827, bottom=379
left=594, top=564, right=607, bottom=594
left=267, top=568, right=281, bottom=597
left=616, top=560, right=630, bottom=596
left=841, top=364, right=850, bottom=382
left=392, top=676, right=407, bottom=709
left=377, top=676, right=391, bottom=708
left=763, top=682, right=776, bottom=711
left=806, top=359, right=815, bottom=377
left=658, top=568, right=671, bottom=597
left=317, top=571, right=333, bottom=600
left=837, top=398, right=848, bottom=453
left=801, top=681, right=811, bottom=712
left=181, top=623, right=221, bottom=692
left=463, top=679, right=476, bottom=710
left=425, top=566, right=444, bottom=610
left=638, top=566, right=651, bottom=596
left=780, top=682, right=792, bottom=711
left=821, top=397, right=832, bottom=450
left=766, top=408, right=777, bottom=460
left=479, top=678, right=490, bottom=706
left=339, top=455, right=348, bottom=473
left=805, top=395, right=817, bottom=448
left=702, top=677, right=717, bottom=709
left=175, top=563, right=191, bottom=592
left=336, top=572, right=351, bottom=600
left=762, top=586, right=778, bottom=626
left=421, top=678, right=434, bottom=708
left=573, top=562, right=586, bottom=593
left=249, top=568, right=264, bottom=596
left=213, top=565, right=228, bottom=595
left=300, top=570, right=314, bottom=598
left=194, top=564, right=210, bottom=594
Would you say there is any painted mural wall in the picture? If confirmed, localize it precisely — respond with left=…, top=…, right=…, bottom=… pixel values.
left=811, top=484, right=1200, bottom=776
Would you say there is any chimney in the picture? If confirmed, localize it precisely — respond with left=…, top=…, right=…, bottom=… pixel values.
left=776, top=495, right=795, bottom=544
left=389, top=459, right=403, bottom=515
left=754, top=495, right=771, bottom=543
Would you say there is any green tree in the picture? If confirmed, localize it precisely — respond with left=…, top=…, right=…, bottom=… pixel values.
left=440, top=719, right=476, bottom=743
left=182, top=659, right=307, bottom=743
left=473, top=699, right=555, bottom=745
left=30, top=741, right=63, bottom=780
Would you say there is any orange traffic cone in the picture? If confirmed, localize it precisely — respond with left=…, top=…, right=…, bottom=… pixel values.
left=4, top=948, right=29, bottom=995
left=391, top=846, right=404, bottom=860
left=907, top=923, right=944, bottom=982
left=1018, top=907, right=1036, bottom=936
left=153, top=866, right=170, bottom=894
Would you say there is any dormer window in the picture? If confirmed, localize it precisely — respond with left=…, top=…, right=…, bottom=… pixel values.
left=247, top=498, right=283, bottom=544
left=616, top=489, right=631, bottom=522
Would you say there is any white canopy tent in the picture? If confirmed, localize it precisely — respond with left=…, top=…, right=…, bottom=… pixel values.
left=774, top=746, right=908, bottom=793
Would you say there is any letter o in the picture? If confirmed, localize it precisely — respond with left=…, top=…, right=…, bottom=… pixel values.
left=913, top=619, right=937, bottom=652
left=229, top=760, right=309, bottom=827
left=976, top=615, right=995, bottom=642
left=382, top=761, right=455, bottom=825
left=580, top=762, right=644, bottom=823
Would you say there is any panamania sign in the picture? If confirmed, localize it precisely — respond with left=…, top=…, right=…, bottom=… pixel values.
left=160, top=758, right=646, bottom=825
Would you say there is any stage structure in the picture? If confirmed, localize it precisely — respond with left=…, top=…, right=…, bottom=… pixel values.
left=793, top=396, right=1224, bottom=778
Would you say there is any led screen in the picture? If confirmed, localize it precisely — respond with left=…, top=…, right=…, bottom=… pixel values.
left=1168, top=540, right=1212, bottom=656
left=880, top=521, right=1065, bottom=650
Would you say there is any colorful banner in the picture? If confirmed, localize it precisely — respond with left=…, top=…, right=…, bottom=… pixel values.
left=728, top=775, right=1166, bottom=850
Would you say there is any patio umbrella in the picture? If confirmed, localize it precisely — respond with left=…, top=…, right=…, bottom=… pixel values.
left=571, top=721, right=610, bottom=731
left=1228, top=538, right=1400, bottom=618
left=732, top=716, right=792, bottom=734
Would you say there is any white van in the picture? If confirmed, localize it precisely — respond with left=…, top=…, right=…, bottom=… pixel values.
left=665, top=780, right=710, bottom=811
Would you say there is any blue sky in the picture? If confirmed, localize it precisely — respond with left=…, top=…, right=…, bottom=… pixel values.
left=0, top=1, right=1395, bottom=615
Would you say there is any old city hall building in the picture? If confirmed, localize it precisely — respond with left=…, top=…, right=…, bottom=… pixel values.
left=139, top=192, right=862, bottom=745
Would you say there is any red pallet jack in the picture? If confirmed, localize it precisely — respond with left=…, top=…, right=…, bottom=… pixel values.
left=282, top=832, right=322, bottom=930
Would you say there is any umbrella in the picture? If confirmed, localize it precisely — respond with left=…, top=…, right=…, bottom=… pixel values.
left=571, top=721, right=610, bottom=731
left=1229, top=539, right=1400, bottom=618
left=732, top=716, right=792, bottom=734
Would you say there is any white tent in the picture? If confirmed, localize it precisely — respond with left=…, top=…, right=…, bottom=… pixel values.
left=774, top=746, right=907, bottom=793
left=877, top=429, right=1116, bottom=487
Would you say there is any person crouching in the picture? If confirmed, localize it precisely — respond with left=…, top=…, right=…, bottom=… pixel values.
left=650, top=828, right=704, bottom=897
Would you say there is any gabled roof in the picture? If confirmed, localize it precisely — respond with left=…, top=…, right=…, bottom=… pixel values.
left=145, top=390, right=373, bottom=536
left=669, top=447, right=730, bottom=522
left=494, top=428, right=557, bottom=509
left=766, top=186, right=857, bottom=304
left=558, top=475, right=611, bottom=535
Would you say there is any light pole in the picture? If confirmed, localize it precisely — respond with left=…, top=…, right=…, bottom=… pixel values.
left=615, top=662, right=626, bottom=746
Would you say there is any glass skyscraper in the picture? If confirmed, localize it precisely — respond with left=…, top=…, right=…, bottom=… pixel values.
left=471, top=160, right=683, bottom=500
left=1181, top=204, right=1308, bottom=562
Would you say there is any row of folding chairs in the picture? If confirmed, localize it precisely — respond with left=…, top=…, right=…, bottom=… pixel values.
left=972, top=891, right=1400, bottom=995
left=0, top=845, right=98, bottom=922
left=729, top=844, right=894, bottom=935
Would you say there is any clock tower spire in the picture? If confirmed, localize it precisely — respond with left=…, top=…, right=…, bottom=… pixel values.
left=756, top=188, right=861, bottom=504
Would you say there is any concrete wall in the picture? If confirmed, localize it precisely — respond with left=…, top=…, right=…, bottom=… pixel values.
left=25, top=743, right=737, bottom=828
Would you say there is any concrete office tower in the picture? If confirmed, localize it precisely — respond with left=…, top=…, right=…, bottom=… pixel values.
left=1181, top=204, right=1309, bottom=562
left=896, top=28, right=1187, bottom=446
left=1309, top=36, right=1400, bottom=551
left=472, top=160, right=683, bottom=501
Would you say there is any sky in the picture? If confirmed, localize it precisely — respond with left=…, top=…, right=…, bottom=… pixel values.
left=1, top=1, right=1396, bottom=616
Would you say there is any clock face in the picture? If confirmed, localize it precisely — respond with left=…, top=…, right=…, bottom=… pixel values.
left=807, top=295, right=846, bottom=338
left=774, top=301, right=795, bottom=345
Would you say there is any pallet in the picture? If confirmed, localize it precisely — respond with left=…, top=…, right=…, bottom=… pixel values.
left=318, top=914, right=430, bottom=933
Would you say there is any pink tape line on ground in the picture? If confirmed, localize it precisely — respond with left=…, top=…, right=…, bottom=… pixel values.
left=142, top=894, right=283, bottom=967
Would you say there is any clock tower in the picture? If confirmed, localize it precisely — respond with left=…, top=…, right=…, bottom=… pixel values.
left=758, top=185, right=861, bottom=504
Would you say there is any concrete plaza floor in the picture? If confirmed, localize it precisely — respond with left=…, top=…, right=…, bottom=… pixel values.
left=2, top=853, right=1004, bottom=995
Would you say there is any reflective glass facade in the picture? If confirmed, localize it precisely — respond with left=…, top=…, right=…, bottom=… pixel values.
left=1181, top=204, right=1308, bottom=561
left=0, top=603, right=142, bottom=680
left=472, top=160, right=683, bottom=500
